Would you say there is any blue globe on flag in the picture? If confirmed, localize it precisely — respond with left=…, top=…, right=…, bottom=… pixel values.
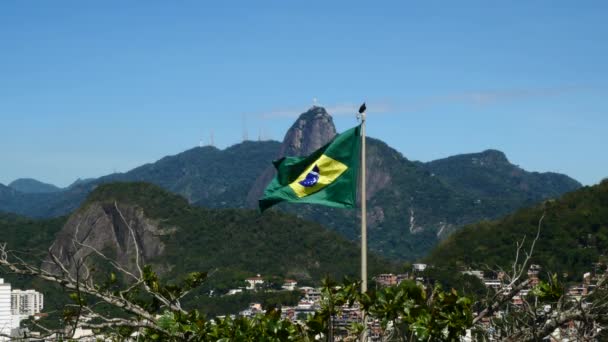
left=299, top=165, right=320, bottom=187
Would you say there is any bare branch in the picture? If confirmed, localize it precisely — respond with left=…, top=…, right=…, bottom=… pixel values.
left=0, top=244, right=156, bottom=323
left=114, top=201, right=144, bottom=278
left=473, top=211, right=545, bottom=325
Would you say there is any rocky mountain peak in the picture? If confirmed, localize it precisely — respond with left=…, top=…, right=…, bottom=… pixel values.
left=8, top=178, right=61, bottom=194
left=476, top=149, right=509, bottom=165
left=246, top=107, right=337, bottom=205
left=43, top=201, right=170, bottom=277
left=427, top=149, right=512, bottom=170
left=279, top=106, right=337, bottom=156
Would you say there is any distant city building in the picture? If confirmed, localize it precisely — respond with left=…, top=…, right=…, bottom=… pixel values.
left=528, top=264, right=542, bottom=287
left=300, top=287, right=321, bottom=302
left=483, top=279, right=502, bottom=290
left=245, top=274, right=264, bottom=290
left=227, top=289, right=243, bottom=296
left=298, top=286, right=315, bottom=293
left=461, top=270, right=484, bottom=280
left=239, top=303, right=264, bottom=317
left=373, top=273, right=409, bottom=287
left=412, top=263, right=427, bottom=272
left=11, top=290, right=44, bottom=316
left=0, top=279, right=45, bottom=340
left=282, top=279, right=298, bottom=291
left=375, top=273, right=397, bottom=287
left=0, top=279, right=11, bottom=341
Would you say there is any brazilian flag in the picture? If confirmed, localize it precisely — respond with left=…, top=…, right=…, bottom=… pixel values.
left=259, top=125, right=361, bottom=212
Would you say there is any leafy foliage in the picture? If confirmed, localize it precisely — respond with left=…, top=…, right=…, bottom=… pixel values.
left=360, top=281, right=472, bottom=341
left=144, top=274, right=474, bottom=342
left=194, top=290, right=301, bottom=318
left=529, top=274, right=564, bottom=302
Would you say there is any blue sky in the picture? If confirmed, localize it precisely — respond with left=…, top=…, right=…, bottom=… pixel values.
left=1, top=1, right=606, bottom=187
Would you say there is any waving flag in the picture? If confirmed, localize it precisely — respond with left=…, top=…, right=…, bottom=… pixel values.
left=259, top=125, right=361, bottom=212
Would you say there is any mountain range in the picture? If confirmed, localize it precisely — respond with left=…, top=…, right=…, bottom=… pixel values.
left=0, top=106, right=582, bottom=260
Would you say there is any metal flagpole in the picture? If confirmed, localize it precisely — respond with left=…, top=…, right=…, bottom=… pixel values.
left=359, top=103, right=368, bottom=341
left=360, top=106, right=367, bottom=294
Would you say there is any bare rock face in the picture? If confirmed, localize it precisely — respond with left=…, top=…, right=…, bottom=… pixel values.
left=361, top=143, right=393, bottom=202
left=246, top=106, right=337, bottom=206
left=43, top=202, right=172, bottom=277
left=278, top=106, right=337, bottom=156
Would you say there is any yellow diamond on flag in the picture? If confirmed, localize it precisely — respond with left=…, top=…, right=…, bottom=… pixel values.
left=288, top=154, right=348, bottom=198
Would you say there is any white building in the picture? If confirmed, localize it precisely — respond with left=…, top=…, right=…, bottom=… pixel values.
left=0, top=279, right=11, bottom=341
left=0, top=279, right=46, bottom=340
left=412, top=263, right=427, bottom=272
left=461, top=270, right=484, bottom=280
left=282, top=279, right=298, bottom=291
left=245, top=275, right=264, bottom=290
left=11, top=289, right=44, bottom=316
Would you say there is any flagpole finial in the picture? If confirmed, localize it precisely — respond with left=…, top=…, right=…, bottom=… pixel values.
left=357, top=102, right=366, bottom=122
left=358, top=102, right=366, bottom=114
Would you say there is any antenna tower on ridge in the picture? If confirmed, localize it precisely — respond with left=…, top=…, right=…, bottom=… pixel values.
left=242, top=114, right=249, bottom=142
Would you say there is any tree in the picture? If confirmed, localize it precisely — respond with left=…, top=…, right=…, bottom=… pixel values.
left=1, top=206, right=606, bottom=341
left=470, top=211, right=608, bottom=341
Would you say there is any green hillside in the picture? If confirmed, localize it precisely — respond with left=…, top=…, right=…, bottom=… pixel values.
left=0, top=212, right=68, bottom=318
left=426, top=179, right=608, bottom=281
left=0, top=211, right=65, bottom=256
left=1, top=182, right=395, bottom=317
left=76, top=182, right=393, bottom=285
left=423, top=149, right=582, bottom=215
left=275, top=139, right=581, bottom=261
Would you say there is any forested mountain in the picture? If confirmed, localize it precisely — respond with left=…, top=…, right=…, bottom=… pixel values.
left=0, top=182, right=393, bottom=318
left=37, top=182, right=391, bottom=289
left=245, top=107, right=581, bottom=260
left=426, top=179, right=608, bottom=280
left=0, top=141, right=280, bottom=218
left=100, top=140, right=281, bottom=207
left=0, top=211, right=66, bottom=256
left=422, top=149, right=582, bottom=208
left=8, top=178, right=61, bottom=193
left=0, top=107, right=581, bottom=261
left=0, top=183, right=16, bottom=203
